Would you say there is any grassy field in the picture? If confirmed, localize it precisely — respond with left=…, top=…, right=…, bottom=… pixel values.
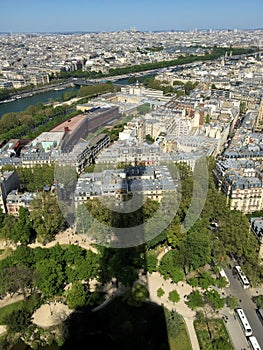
left=194, top=317, right=234, bottom=350
left=168, top=321, right=192, bottom=350
left=0, top=301, right=25, bottom=324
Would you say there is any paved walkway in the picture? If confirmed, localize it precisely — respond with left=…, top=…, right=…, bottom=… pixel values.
left=0, top=293, right=24, bottom=308
left=156, top=246, right=171, bottom=262
left=154, top=248, right=200, bottom=350
left=0, top=295, right=74, bottom=333
left=28, top=228, right=98, bottom=253
left=0, top=228, right=97, bottom=253
left=32, top=302, right=73, bottom=328
left=147, top=271, right=200, bottom=350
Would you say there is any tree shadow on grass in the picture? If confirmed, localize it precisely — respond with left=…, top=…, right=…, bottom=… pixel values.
left=61, top=296, right=170, bottom=350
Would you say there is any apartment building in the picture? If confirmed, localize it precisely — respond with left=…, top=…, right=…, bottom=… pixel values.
left=74, top=165, right=176, bottom=208
left=5, top=190, right=35, bottom=216
left=0, top=170, right=20, bottom=213
left=214, top=159, right=263, bottom=214
left=96, top=140, right=161, bottom=166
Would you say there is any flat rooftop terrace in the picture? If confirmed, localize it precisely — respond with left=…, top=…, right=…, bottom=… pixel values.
left=50, top=113, right=87, bottom=135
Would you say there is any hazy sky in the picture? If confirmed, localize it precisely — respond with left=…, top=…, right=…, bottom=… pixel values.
left=1, top=0, right=263, bottom=33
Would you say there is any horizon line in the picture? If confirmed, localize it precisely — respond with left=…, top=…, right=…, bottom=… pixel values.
left=1, top=27, right=263, bottom=34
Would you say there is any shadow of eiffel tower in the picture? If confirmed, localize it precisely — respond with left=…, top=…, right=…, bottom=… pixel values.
left=61, top=167, right=171, bottom=350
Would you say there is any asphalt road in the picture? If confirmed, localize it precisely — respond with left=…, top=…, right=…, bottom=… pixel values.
left=220, top=310, right=248, bottom=350
left=224, top=267, right=263, bottom=349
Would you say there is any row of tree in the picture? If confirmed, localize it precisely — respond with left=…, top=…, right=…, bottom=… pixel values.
left=0, top=244, right=99, bottom=299
left=15, top=164, right=55, bottom=192
left=0, top=83, right=40, bottom=102
left=146, top=158, right=263, bottom=285
left=54, top=47, right=256, bottom=81
left=77, top=82, right=119, bottom=98
left=107, top=47, right=255, bottom=77
left=0, top=194, right=66, bottom=244
left=0, top=103, right=77, bottom=141
left=142, top=77, right=198, bottom=96
left=0, top=82, right=122, bottom=141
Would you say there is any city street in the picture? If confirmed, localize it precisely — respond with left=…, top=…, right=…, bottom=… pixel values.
left=223, top=267, right=263, bottom=349
left=219, top=309, right=248, bottom=350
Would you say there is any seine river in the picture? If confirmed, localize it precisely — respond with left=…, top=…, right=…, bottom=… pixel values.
left=0, top=86, right=80, bottom=119
left=0, top=73, right=156, bottom=119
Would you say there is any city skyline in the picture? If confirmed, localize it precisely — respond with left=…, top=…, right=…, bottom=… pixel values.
left=1, top=0, right=263, bottom=33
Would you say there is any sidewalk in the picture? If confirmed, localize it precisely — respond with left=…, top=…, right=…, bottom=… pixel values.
left=218, top=306, right=248, bottom=350
left=147, top=271, right=200, bottom=350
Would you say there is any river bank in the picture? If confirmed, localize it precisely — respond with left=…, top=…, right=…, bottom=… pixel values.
left=0, top=71, right=157, bottom=119
left=0, top=85, right=79, bottom=119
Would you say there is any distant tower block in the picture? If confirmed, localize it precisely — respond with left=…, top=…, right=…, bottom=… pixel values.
left=255, top=99, right=263, bottom=132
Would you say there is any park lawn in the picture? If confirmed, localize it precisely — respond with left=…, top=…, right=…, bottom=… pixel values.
left=0, top=300, right=24, bottom=324
left=194, top=318, right=234, bottom=350
left=168, top=325, right=192, bottom=350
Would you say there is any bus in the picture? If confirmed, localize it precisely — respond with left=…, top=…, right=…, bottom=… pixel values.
left=257, top=308, right=263, bottom=325
left=235, top=308, right=253, bottom=337
left=248, top=336, right=262, bottom=350
left=219, top=268, right=230, bottom=287
left=234, top=265, right=250, bottom=289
